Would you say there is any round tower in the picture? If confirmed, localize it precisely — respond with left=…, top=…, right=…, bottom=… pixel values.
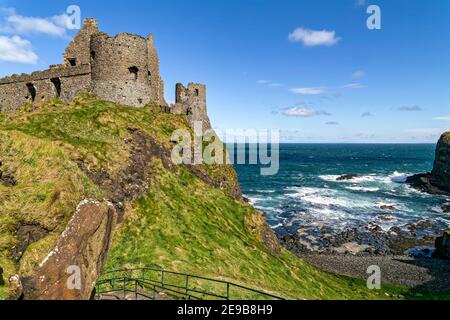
left=90, top=32, right=152, bottom=107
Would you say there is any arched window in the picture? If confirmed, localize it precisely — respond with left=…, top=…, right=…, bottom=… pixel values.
left=194, top=89, right=199, bottom=96
left=90, top=51, right=96, bottom=61
left=129, top=66, right=139, bottom=80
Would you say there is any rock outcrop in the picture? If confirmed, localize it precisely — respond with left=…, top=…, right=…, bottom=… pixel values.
left=431, top=132, right=450, bottom=191
left=407, top=132, right=450, bottom=195
left=435, top=230, right=450, bottom=259
left=18, top=200, right=117, bottom=300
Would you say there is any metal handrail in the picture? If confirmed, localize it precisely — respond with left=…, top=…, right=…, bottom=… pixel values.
left=95, top=267, right=286, bottom=300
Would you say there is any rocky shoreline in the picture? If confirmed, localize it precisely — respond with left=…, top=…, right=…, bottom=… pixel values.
left=276, top=132, right=450, bottom=291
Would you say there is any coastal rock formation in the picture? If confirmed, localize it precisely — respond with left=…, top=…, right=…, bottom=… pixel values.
left=336, top=174, right=358, bottom=181
left=435, top=230, right=450, bottom=259
left=407, top=132, right=450, bottom=195
left=18, top=200, right=117, bottom=300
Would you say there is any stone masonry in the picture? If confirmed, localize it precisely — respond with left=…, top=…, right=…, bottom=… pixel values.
left=0, top=18, right=209, bottom=128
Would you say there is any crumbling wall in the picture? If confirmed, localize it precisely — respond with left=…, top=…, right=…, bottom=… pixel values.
left=64, top=18, right=99, bottom=67
left=90, top=33, right=152, bottom=107
left=147, top=34, right=166, bottom=106
left=0, top=65, right=91, bottom=112
left=172, top=83, right=211, bottom=129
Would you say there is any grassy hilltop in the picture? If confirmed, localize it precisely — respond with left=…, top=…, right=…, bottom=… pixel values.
left=0, top=95, right=408, bottom=300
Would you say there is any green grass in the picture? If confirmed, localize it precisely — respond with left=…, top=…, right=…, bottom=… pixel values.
left=0, top=95, right=443, bottom=300
left=105, top=158, right=407, bottom=300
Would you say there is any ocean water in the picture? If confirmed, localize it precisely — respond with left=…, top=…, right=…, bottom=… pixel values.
left=231, top=144, right=450, bottom=238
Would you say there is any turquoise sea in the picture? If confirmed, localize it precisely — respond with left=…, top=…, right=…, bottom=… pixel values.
left=232, top=144, right=450, bottom=240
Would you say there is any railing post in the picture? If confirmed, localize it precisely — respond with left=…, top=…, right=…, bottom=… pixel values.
left=226, top=283, right=230, bottom=300
left=185, top=274, right=189, bottom=300
left=161, top=270, right=165, bottom=288
left=135, top=280, right=138, bottom=300
left=153, top=285, right=156, bottom=300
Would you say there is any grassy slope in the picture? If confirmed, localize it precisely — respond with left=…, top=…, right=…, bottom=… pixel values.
left=0, top=95, right=408, bottom=300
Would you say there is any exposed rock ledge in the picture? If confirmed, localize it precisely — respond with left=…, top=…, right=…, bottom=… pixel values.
left=407, top=132, right=450, bottom=196
left=11, top=200, right=117, bottom=300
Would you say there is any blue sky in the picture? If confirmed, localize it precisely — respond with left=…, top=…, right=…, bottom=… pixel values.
left=0, top=0, right=449, bottom=143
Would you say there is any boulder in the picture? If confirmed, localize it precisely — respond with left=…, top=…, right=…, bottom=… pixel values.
left=442, top=204, right=450, bottom=213
left=18, top=200, right=117, bottom=300
left=435, top=230, right=450, bottom=259
left=336, top=174, right=358, bottom=181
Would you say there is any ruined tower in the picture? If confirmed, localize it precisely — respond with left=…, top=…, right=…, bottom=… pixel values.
left=0, top=18, right=209, bottom=129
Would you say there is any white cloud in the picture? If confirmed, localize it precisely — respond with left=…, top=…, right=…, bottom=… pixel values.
left=433, top=116, right=450, bottom=121
left=0, top=35, right=37, bottom=64
left=289, top=87, right=326, bottom=95
left=257, top=80, right=271, bottom=84
left=361, top=112, right=374, bottom=117
left=325, top=121, right=339, bottom=125
left=283, top=106, right=331, bottom=117
left=0, top=8, right=73, bottom=37
left=342, top=83, right=365, bottom=89
left=355, top=0, right=367, bottom=7
left=352, top=71, right=365, bottom=79
left=288, top=27, right=340, bottom=47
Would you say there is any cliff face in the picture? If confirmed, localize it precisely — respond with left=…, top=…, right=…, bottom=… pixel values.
left=431, top=132, right=450, bottom=192
left=407, top=132, right=450, bottom=195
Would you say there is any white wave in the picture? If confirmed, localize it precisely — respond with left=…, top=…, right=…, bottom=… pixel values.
left=318, top=175, right=341, bottom=182
left=286, top=186, right=373, bottom=209
left=345, top=186, right=380, bottom=192
left=389, top=171, right=408, bottom=183
left=270, top=223, right=283, bottom=229
left=319, top=174, right=378, bottom=183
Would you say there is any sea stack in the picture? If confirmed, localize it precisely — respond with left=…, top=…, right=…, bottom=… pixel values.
left=407, top=132, right=450, bottom=195
left=431, top=132, right=450, bottom=192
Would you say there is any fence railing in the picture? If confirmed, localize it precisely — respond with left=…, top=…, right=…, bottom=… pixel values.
left=95, top=267, right=286, bottom=300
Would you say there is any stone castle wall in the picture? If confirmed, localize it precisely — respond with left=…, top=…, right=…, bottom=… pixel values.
left=90, top=32, right=153, bottom=107
left=0, top=65, right=91, bottom=112
left=0, top=18, right=209, bottom=129
left=172, top=83, right=211, bottom=129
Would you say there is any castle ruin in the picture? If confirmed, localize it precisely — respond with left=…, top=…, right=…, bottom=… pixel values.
left=0, top=18, right=210, bottom=128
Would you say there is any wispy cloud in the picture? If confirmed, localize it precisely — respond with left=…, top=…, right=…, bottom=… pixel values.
left=288, top=27, right=340, bottom=47
left=355, top=0, right=367, bottom=7
left=289, top=87, right=326, bottom=95
left=361, top=112, right=374, bottom=117
left=352, top=71, right=365, bottom=79
left=325, top=121, right=339, bottom=125
left=355, top=132, right=376, bottom=139
left=0, top=35, right=37, bottom=64
left=342, top=83, right=365, bottom=89
left=257, top=80, right=283, bottom=87
left=0, top=8, right=73, bottom=37
left=397, top=105, right=423, bottom=112
left=405, top=128, right=446, bottom=140
left=433, top=116, right=450, bottom=121
left=282, top=103, right=331, bottom=117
